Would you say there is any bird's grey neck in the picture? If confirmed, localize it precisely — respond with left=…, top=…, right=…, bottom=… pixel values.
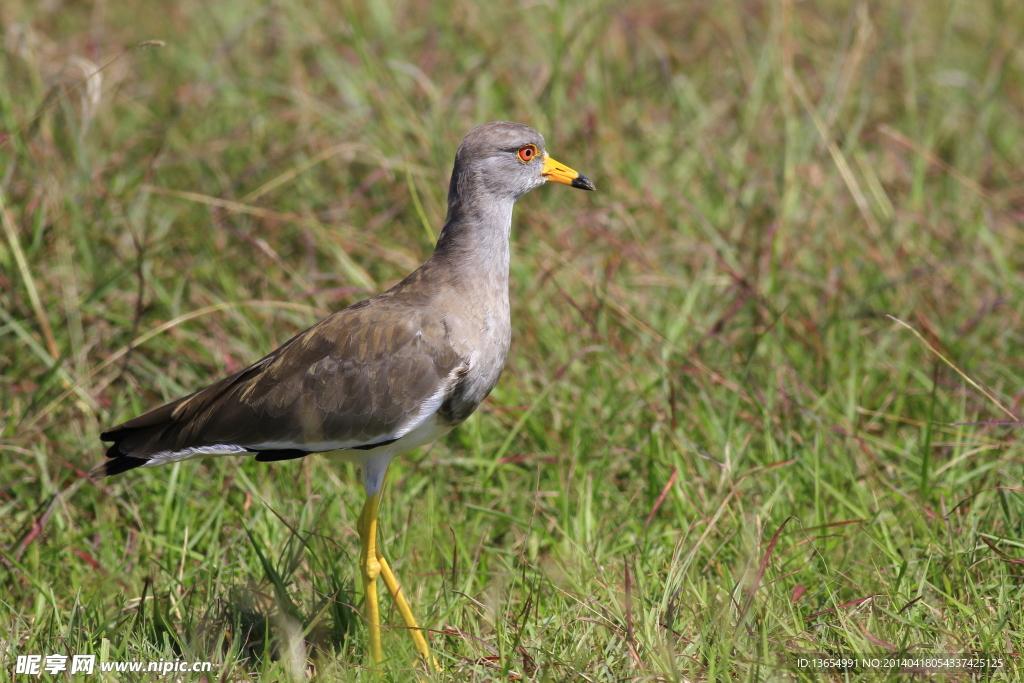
left=432, top=193, right=515, bottom=278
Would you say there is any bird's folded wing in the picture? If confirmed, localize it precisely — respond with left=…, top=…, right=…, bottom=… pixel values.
left=100, top=302, right=467, bottom=466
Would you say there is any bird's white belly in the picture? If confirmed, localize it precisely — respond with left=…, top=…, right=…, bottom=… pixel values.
left=328, top=413, right=454, bottom=495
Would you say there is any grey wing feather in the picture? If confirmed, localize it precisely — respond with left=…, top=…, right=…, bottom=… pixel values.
left=99, top=300, right=466, bottom=467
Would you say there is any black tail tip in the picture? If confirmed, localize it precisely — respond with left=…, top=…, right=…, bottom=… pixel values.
left=90, top=456, right=148, bottom=478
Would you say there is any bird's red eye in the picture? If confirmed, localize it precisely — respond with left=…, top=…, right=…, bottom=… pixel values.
left=518, top=145, right=537, bottom=162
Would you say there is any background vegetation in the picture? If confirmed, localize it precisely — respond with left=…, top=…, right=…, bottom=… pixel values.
left=3, top=0, right=1024, bottom=680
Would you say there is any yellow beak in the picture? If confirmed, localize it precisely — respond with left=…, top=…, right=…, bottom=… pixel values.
left=542, top=154, right=596, bottom=191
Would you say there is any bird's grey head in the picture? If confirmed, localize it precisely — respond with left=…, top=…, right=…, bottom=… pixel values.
left=446, top=121, right=595, bottom=218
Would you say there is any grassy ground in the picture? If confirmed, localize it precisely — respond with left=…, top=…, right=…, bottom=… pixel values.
left=3, top=0, right=1024, bottom=680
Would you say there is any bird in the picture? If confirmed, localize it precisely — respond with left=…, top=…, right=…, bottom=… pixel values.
left=92, top=121, right=596, bottom=666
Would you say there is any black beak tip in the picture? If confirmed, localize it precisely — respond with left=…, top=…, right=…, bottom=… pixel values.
left=572, top=174, right=596, bottom=191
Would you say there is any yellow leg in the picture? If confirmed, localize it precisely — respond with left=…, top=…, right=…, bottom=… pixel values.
left=358, top=489, right=438, bottom=670
left=377, top=552, right=436, bottom=667
left=358, top=492, right=384, bottom=664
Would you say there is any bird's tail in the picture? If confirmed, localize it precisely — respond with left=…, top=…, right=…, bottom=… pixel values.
left=92, top=398, right=185, bottom=477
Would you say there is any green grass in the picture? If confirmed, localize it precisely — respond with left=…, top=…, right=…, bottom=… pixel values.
left=3, top=0, right=1024, bottom=680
